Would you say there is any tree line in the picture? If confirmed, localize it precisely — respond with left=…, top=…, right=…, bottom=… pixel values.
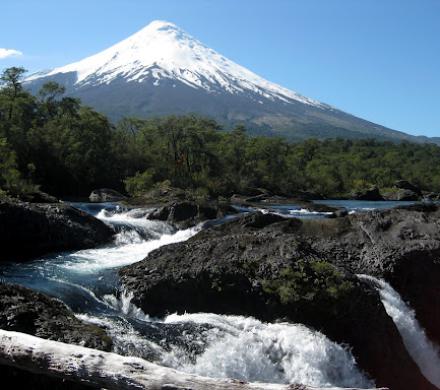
left=1, top=66, right=440, bottom=199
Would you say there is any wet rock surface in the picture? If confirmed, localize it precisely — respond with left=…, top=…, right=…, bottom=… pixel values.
left=120, top=206, right=440, bottom=390
left=89, top=188, right=127, bottom=202
left=0, top=198, right=114, bottom=262
left=147, top=200, right=237, bottom=228
left=300, top=203, right=440, bottom=346
left=0, top=283, right=112, bottom=389
left=351, top=186, right=384, bottom=201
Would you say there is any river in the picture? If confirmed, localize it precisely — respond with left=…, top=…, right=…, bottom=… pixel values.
left=1, top=200, right=435, bottom=388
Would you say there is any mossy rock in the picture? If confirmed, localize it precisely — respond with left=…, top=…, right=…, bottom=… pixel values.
left=262, top=259, right=354, bottom=318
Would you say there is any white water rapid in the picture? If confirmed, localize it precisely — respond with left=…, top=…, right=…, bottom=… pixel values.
left=78, top=301, right=374, bottom=388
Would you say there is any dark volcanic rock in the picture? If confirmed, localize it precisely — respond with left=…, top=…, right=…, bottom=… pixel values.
left=16, top=190, right=60, bottom=203
left=0, top=284, right=112, bottom=349
left=0, top=199, right=114, bottom=262
left=383, top=188, right=420, bottom=201
left=394, top=188, right=420, bottom=200
left=89, top=188, right=127, bottom=202
left=120, top=209, right=440, bottom=390
left=299, top=203, right=440, bottom=346
left=148, top=200, right=237, bottom=228
left=351, top=186, right=384, bottom=201
left=0, top=283, right=111, bottom=389
left=423, top=192, right=440, bottom=201
left=230, top=193, right=339, bottom=214
left=395, top=180, right=422, bottom=195
left=383, top=180, right=422, bottom=200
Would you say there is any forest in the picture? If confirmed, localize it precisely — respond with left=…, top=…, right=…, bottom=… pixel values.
left=1, top=66, right=440, bottom=199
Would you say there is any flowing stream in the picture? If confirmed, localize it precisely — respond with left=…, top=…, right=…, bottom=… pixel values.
left=0, top=203, right=380, bottom=387
left=358, top=274, right=440, bottom=388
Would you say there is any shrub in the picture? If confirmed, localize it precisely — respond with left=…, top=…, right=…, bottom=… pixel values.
left=262, top=259, right=353, bottom=306
left=124, top=169, right=155, bottom=196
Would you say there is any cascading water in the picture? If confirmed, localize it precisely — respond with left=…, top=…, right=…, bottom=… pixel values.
left=78, top=295, right=374, bottom=388
left=358, top=274, right=440, bottom=388
left=163, top=313, right=373, bottom=387
left=0, top=203, right=375, bottom=388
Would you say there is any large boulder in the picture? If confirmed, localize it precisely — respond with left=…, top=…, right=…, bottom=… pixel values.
left=0, top=283, right=111, bottom=389
left=0, top=199, right=114, bottom=262
left=89, top=188, right=126, bottom=202
left=395, top=180, right=422, bottom=195
left=351, top=186, right=384, bottom=201
left=383, top=188, right=420, bottom=200
left=120, top=211, right=437, bottom=390
left=423, top=192, right=440, bottom=201
left=0, top=284, right=112, bottom=349
left=383, top=180, right=422, bottom=200
left=148, top=200, right=237, bottom=228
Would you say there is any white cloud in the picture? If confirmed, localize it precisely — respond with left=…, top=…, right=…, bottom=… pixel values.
left=0, top=48, right=23, bottom=59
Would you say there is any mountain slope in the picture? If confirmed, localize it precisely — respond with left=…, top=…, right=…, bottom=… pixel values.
left=25, top=20, right=434, bottom=143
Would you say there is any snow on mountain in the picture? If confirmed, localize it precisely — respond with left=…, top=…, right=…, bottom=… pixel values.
left=25, top=20, right=435, bottom=144
left=27, top=20, right=326, bottom=108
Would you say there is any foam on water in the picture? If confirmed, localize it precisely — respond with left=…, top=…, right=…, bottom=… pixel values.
left=78, top=307, right=374, bottom=388
left=76, top=313, right=166, bottom=360
left=103, top=289, right=150, bottom=321
left=163, top=313, right=373, bottom=387
left=57, top=208, right=200, bottom=272
left=358, top=274, right=440, bottom=388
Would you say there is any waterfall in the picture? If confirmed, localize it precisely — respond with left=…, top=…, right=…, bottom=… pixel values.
left=358, top=274, right=440, bottom=388
left=163, top=313, right=374, bottom=388
left=78, top=307, right=374, bottom=388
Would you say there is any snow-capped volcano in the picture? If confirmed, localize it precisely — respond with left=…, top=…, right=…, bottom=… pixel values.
left=25, top=20, right=431, bottom=143
left=29, top=21, right=322, bottom=107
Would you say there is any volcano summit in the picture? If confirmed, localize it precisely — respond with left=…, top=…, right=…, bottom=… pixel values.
left=26, top=20, right=434, bottom=143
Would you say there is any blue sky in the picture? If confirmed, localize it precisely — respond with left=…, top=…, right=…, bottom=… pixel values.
left=1, top=0, right=439, bottom=137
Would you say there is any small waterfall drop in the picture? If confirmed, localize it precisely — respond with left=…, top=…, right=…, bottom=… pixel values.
left=79, top=291, right=374, bottom=389
left=358, top=274, right=440, bottom=388
left=103, top=289, right=150, bottom=321
left=162, top=313, right=374, bottom=388
left=57, top=207, right=201, bottom=272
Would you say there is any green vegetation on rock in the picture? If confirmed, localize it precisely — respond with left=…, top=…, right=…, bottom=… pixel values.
left=262, top=260, right=354, bottom=306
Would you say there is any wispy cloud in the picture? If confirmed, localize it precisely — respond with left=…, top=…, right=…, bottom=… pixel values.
left=0, top=48, right=23, bottom=59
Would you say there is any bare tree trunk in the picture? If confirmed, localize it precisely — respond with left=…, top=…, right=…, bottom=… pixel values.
left=0, top=330, right=388, bottom=390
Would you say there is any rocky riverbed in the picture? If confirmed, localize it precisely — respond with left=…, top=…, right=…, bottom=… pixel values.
left=0, top=197, right=439, bottom=389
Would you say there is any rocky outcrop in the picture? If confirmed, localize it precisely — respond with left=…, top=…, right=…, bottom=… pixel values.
left=423, top=192, right=440, bottom=201
left=120, top=209, right=438, bottom=390
left=16, top=190, right=60, bottom=203
left=0, top=198, right=114, bottom=262
left=383, top=188, right=420, bottom=200
left=395, top=180, right=422, bottom=195
left=292, top=203, right=440, bottom=347
left=382, top=180, right=423, bottom=200
left=89, top=188, right=127, bottom=202
left=0, top=284, right=112, bottom=349
left=0, top=283, right=111, bottom=389
left=351, top=186, right=384, bottom=201
left=147, top=200, right=237, bottom=228
left=230, top=193, right=338, bottom=214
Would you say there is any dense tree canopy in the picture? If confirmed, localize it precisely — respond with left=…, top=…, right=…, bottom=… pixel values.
left=1, top=66, right=440, bottom=199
